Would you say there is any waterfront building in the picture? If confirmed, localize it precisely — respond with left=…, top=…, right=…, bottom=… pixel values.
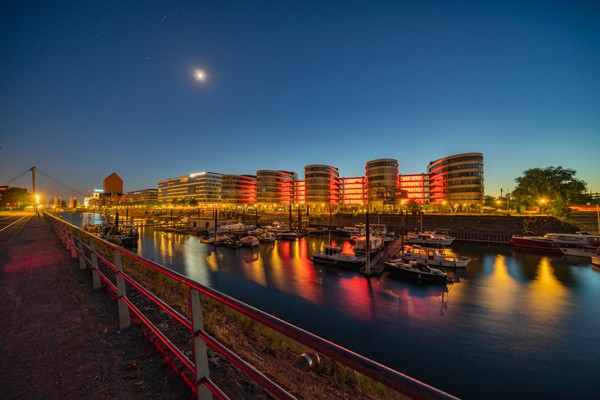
left=304, top=164, right=340, bottom=213
left=340, top=177, right=366, bottom=211
left=256, top=170, right=297, bottom=210
left=154, top=151, right=484, bottom=212
left=400, top=174, right=428, bottom=205
left=103, top=173, right=123, bottom=196
left=428, top=152, right=484, bottom=213
left=158, top=172, right=223, bottom=205
left=295, top=180, right=306, bottom=206
left=101, top=172, right=124, bottom=204
left=127, top=188, right=158, bottom=203
left=221, top=174, right=257, bottom=208
left=365, top=159, right=400, bottom=211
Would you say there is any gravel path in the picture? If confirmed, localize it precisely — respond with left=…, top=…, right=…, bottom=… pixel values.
left=0, top=215, right=193, bottom=400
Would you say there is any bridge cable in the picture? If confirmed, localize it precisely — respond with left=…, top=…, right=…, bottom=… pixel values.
left=1, top=169, right=32, bottom=186
left=35, top=168, right=88, bottom=197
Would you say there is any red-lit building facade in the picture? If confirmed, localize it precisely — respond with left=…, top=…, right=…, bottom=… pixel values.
left=304, top=164, right=340, bottom=213
left=340, top=177, right=366, bottom=211
left=365, top=159, right=400, bottom=211
left=428, top=152, right=484, bottom=212
left=256, top=170, right=297, bottom=210
left=400, top=174, right=428, bottom=205
left=221, top=174, right=256, bottom=207
left=155, top=152, right=483, bottom=212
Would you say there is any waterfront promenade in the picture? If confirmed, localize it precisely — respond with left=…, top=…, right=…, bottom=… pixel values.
left=0, top=213, right=191, bottom=400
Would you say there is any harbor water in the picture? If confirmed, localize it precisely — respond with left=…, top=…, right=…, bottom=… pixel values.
left=65, top=213, right=600, bottom=399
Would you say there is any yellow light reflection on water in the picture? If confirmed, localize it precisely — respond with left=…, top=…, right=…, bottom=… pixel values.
left=239, top=248, right=267, bottom=287
left=460, top=253, right=569, bottom=346
left=526, top=256, right=568, bottom=325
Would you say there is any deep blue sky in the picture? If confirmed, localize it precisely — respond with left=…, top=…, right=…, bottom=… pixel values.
left=1, top=0, right=599, bottom=200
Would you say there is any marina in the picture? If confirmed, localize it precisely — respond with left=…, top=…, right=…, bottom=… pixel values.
left=64, top=212, right=600, bottom=399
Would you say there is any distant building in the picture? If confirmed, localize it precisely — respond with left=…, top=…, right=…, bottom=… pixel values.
left=69, top=197, right=77, bottom=208
left=304, top=164, right=340, bottom=213
left=400, top=174, right=428, bottom=205
left=158, top=172, right=222, bottom=205
left=221, top=175, right=256, bottom=208
left=127, top=188, right=158, bottom=203
left=256, top=170, right=297, bottom=210
left=366, top=158, right=400, bottom=211
left=340, top=177, right=366, bottom=211
left=428, top=152, right=484, bottom=213
left=155, top=152, right=485, bottom=212
left=103, top=173, right=123, bottom=196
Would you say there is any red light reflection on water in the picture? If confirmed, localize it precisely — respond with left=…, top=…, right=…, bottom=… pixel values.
left=335, top=276, right=377, bottom=322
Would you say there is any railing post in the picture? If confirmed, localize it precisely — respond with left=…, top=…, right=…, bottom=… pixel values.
left=59, top=224, right=67, bottom=246
left=89, top=237, right=101, bottom=290
left=190, top=288, right=213, bottom=400
left=76, top=231, right=86, bottom=269
left=69, top=229, right=78, bottom=259
left=114, top=249, right=131, bottom=330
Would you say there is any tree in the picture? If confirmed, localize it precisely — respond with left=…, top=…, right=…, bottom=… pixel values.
left=512, top=166, right=587, bottom=216
left=484, top=195, right=496, bottom=208
left=0, top=187, right=31, bottom=209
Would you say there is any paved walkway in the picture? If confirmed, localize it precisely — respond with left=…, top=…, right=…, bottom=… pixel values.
left=0, top=215, right=192, bottom=399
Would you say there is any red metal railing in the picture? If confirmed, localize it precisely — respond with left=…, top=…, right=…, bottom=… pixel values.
left=45, top=212, right=459, bottom=400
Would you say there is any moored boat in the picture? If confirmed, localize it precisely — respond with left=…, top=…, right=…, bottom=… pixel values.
left=311, top=245, right=366, bottom=269
left=512, top=232, right=600, bottom=252
left=240, top=235, right=260, bottom=247
left=407, top=230, right=454, bottom=246
left=398, top=244, right=472, bottom=268
left=258, top=232, right=276, bottom=243
left=353, top=235, right=384, bottom=255
left=559, top=245, right=600, bottom=258
left=384, top=259, right=450, bottom=284
left=276, top=231, right=300, bottom=240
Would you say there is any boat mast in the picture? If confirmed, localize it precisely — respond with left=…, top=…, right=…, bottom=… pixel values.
left=365, top=210, right=370, bottom=276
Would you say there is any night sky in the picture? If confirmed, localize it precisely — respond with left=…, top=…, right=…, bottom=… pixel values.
left=1, top=0, right=599, bottom=200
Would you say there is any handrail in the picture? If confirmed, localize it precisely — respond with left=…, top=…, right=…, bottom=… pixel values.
left=44, top=212, right=459, bottom=400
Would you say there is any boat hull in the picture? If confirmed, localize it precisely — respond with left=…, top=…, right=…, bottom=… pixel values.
left=311, top=256, right=364, bottom=269
left=386, top=263, right=449, bottom=284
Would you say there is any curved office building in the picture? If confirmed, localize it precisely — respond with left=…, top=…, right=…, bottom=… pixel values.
left=221, top=174, right=257, bottom=208
left=304, top=164, right=340, bottom=212
left=256, top=170, right=297, bottom=209
left=365, top=158, right=399, bottom=210
left=428, top=152, right=484, bottom=212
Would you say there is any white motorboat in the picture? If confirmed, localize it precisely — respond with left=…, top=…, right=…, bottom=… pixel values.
left=353, top=235, right=384, bottom=255
left=397, top=245, right=472, bottom=268
left=264, top=221, right=289, bottom=233
left=276, top=231, right=300, bottom=240
left=258, top=232, right=276, bottom=243
left=559, top=245, right=600, bottom=259
left=201, top=234, right=230, bottom=244
left=407, top=230, right=455, bottom=246
left=209, top=221, right=256, bottom=234
left=240, top=235, right=260, bottom=247
left=311, top=245, right=366, bottom=269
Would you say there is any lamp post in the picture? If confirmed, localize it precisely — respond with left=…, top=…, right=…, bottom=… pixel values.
left=595, top=192, right=599, bottom=234
left=539, top=198, right=546, bottom=214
